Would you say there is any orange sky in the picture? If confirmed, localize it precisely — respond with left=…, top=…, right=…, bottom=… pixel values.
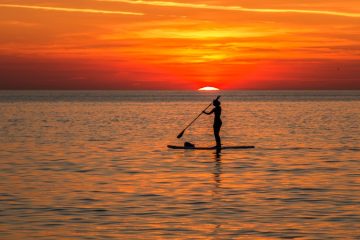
left=0, top=0, right=359, bottom=90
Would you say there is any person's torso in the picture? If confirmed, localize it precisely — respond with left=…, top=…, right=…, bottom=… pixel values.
left=213, top=106, right=222, bottom=124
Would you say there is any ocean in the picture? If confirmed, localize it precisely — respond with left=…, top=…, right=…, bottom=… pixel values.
left=0, top=91, right=359, bottom=239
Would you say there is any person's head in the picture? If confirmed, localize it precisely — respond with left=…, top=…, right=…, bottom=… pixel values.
left=213, top=99, right=221, bottom=106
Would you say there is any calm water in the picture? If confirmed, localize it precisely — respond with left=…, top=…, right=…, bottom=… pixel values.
left=0, top=91, right=359, bottom=239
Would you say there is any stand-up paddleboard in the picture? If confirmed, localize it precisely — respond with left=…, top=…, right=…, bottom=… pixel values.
left=167, top=145, right=255, bottom=150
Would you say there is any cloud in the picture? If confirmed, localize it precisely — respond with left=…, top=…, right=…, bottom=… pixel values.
left=137, top=28, right=280, bottom=39
left=0, top=20, right=38, bottom=27
left=100, top=0, right=360, bottom=18
left=0, top=54, right=193, bottom=90
left=0, top=4, right=144, bottom=16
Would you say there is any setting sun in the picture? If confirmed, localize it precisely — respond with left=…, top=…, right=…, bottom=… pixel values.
left=198, top=86, right=220, bottom=91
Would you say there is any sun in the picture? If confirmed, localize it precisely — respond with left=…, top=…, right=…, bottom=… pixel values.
left=198, top=86, right=220, bottom=91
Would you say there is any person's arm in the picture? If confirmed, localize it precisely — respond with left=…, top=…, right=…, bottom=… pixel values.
left=203, top=108, right=215, bottom=115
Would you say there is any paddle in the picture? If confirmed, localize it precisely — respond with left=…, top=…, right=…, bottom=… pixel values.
left=177, top=95, right=221, bottom=139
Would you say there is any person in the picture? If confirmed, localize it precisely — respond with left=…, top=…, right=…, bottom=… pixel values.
left=203, top=98, right=222, bottom=148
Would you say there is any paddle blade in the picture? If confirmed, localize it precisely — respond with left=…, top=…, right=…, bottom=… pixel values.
left=177, top=130, right=185, bottom=139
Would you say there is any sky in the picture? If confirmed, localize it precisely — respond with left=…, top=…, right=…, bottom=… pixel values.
left=0, top=0, right=359, bottom=90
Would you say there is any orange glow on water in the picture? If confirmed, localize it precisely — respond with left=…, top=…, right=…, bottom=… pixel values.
left=1, top=100, right=359, bottom=238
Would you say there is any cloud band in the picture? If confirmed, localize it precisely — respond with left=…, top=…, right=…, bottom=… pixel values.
left=100, top=0, right=360, bottom=18
left=0, top=4, right=144, bottom=16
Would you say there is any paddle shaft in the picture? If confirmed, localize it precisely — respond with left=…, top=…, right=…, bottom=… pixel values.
left=177, top=96, right=220, bottom=138
left=182, top=103, right=212, bottom=132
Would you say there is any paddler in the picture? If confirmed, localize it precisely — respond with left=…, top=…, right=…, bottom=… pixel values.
left=203, top=98, right=222, bottom=148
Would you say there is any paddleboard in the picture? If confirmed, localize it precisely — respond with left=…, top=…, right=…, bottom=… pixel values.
left=167, top=145, right=255, bottom=150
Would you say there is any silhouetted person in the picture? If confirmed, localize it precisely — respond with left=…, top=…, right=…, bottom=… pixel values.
left=203, top=98, right=222, bottom=148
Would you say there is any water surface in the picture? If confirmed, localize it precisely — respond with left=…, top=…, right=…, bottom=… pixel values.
left=0, top=91, right=359, bottom=239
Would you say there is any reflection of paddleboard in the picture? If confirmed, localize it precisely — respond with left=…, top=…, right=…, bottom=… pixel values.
left=167, top=145, right=255, bottom=150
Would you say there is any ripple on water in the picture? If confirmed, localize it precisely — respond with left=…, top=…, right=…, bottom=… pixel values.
left=0, top=98, right=359, bottom=239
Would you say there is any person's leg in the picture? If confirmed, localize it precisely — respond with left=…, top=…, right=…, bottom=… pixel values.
left=214, top=125, right=221, bottom=147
